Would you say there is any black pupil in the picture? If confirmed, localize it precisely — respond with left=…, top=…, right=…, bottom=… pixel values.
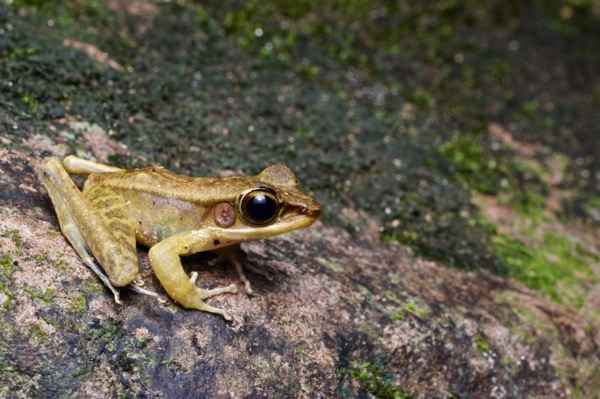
left=246, top=194, right=277, bottom=224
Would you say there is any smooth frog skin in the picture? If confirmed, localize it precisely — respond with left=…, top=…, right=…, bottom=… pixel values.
left=39, top=155, right=321, bottom=320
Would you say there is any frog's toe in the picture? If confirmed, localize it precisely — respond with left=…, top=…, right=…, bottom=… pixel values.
left=222, top=312, right=233, bottom=321
left=129, top=282, right=159, bottom=298
left=190, top=271, right=199, bottom=284
left=244, top=263, right=275, bottom=281
left=189, top=299, right=233, bottom=321
left=243, top=280, right=254, bottom=295
left=197, top=283, right=238, bottom=299
left=189, top=271, right=238, bottom=298
left=112, top=290, right=122, bottom=305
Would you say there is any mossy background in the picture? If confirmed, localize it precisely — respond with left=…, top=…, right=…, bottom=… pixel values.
left=1, top=0, right=599, bottom=363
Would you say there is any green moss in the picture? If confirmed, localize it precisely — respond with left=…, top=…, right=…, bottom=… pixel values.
left=20, top=93, right=41, bottom=118
left=438, top=132, right=502, bottom=195
left=385, top=231, right=419, bottom=247
left=52, top=259, right=75, bottom=273
left=117, top=350, right=137, bottom=371
left=472, top=334, right=489, bottom=354
left=0, top=362, right=14, bottom=372
left=586, top=196, right=600, bottom=208
left=28, top=324, right=47, bottom=343
left=24, top=286, right=56, bottom=303
left=1, top=230, right=22, bottom=249
left=0, top=282, right=15, bottom=309
left=0, top=254, right=17, bottom=277
left=348, top=361, right=413, bottom=399
left=82, top=278, right=105, bottom=294
left=40, top=313, right=62, bottom=330
left=99, top=319, right=123, bottom=341
left=8, top=0, right=46, bottom=9
left=393, top=311, right=404, bottom=321
left=147, top=354, right=156, bottom=369
left=317, top=258, right=345, bottom=272
left=403, top=87, right=435, bottom=110
left=505, top=160, right=549, bottom=218
left=106, top=342, right=117, bottom=353
left=394, top=299, right=431, bottom=320
left=495, top=232, right=596, bottom=308
left=69, top=295, right=87, bottom=313
left=585, top=196, right=600, bottom=221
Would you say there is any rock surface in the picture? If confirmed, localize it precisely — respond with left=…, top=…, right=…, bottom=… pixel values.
left=1, top=143, right=599, bottom=398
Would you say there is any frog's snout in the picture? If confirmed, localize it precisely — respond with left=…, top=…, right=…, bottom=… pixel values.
left=302, top=200, right=322, bottom=219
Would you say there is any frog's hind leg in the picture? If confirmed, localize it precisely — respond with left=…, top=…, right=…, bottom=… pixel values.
left=63, top=155, right=124, bottom=177
left=41, top=169, right=122, bottom=302
left=213, top=245, right=274, bottom=295
left=39, top=158, right=138, bottom=301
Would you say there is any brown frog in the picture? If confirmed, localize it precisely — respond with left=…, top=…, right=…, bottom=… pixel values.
left=39, top=156, right=321, bottom=320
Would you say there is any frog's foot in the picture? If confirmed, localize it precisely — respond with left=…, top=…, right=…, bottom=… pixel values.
left=186, top=272, right=237, bottom=321
left=231, top=258, right=276, bottom=295
left=78, top=249, right=122, bottom=304
left=129, top=278, right=159, bottom=298
left=241, top=262, right=275, bottom=281
left=190, top=272, right=238, bottom=298
left=214, top=246, right=270, bottom=295
left=192, top=300, right=233, bottom=321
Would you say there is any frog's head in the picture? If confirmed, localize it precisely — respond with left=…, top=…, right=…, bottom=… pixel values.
left=212, top=164, right=321, bottom=240
left=252, top=163, right=321, bottom=224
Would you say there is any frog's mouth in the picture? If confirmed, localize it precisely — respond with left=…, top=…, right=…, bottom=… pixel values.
left=282, top=199, right=322, bottom=223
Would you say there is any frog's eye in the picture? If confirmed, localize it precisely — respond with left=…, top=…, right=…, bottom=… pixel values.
left=239, top=189, right=280, bottom=225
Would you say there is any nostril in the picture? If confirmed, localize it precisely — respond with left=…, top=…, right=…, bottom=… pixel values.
left=311, top=205, right=322, bottom=217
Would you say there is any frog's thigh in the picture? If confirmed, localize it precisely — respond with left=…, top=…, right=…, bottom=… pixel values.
left=148, top=230, right=238, bottom=320
left=40, top=158, right=138, bottom=287
left=82, top=185, right=139, bottom=285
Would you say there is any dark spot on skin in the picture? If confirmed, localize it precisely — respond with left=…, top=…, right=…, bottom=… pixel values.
left=213, top=239, right=220, bottom=246
left=152, top=168, right=156, bottom=172
left=139, top=220, right=142, bottom=224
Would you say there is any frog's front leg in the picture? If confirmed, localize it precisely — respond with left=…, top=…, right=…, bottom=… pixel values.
left=148, top=229, right=241, bottom=320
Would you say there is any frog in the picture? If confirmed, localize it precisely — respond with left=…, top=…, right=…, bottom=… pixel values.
left=39, top=155, right=321, bottom=320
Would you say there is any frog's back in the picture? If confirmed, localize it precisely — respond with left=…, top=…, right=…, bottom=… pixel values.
left=82, top=167, right=213, bottom=246
left=83, top=166, right=191, bottom=194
